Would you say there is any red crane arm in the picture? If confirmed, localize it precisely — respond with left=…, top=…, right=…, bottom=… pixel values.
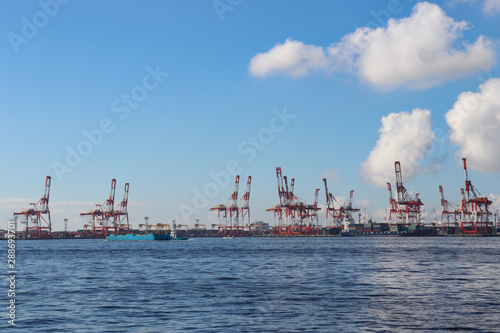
left=314, top=189, right=319, bottom=207
left=348, top=190, right=354, bottom=209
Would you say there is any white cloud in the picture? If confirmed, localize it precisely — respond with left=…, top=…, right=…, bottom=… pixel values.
left=484, top=0, right=500, bottom=13
left=249, top=2, right=495, bottom=90
left=323, top=168, right=339, bottom=182
left=0, top=197, right=36, bottom=208
left=360, top=108, right=435, bottom=186
left=370, top=208, right=388, bottom=222
left=453, top=0, right=500, bottom=14
left=446, top=78, right=500, bottom=173
left=351, top=2, right=494, bottom=89
left=355, top=199, right=372, bottom=209
left=249, top=39, right=328, bottom=78
left=489, top=193, right=500, bottom=211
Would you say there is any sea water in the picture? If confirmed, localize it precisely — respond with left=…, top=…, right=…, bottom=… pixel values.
left=1, top=237, right=500, bottom=332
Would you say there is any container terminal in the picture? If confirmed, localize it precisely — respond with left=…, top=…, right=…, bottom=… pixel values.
left=4, top=158, right=499, bottom=240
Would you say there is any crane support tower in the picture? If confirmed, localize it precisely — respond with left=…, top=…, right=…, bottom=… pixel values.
left=13, top=176, right=52, bottom=239
left=461, top=158, right=493, bottom=234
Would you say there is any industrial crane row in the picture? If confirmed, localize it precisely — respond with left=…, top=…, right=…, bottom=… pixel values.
left=11, top=158, right=498, bottom=238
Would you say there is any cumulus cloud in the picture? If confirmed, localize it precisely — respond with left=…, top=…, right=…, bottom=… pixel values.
left=249, top=2, right=495, bottom=90
left=360, top=108, right=435, bottom=186
left=249, top=39, right=329, bottom=78
left=446, top=78, right=500, bottom=173
left=484, top=0, right=500, bottom=13
left=453, top=0, right=500, bottom=14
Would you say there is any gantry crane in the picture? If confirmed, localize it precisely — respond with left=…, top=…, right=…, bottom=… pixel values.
left=461, top=158, right=493, bottom=234
left=13, top=176, right=52, bottom=238
left=302, top=188, right=321, bottom=232
left=81, top=179, right=120, bottom=237
left=438, top=185, right=461, bottom=230
left=266, top=168, right=286, bottom=232
left=267, top=167, right=320, bottom=235
left=389, top=161, right=423, bottom=225
left=113, top=183, right=130, bottom=231
left=238, top=176, right=252, bottom=234
left=323, top=178, right=359, bottom=232
left=210, top=175, right=241, bottom=235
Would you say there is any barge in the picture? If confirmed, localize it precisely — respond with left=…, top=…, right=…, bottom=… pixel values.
left=106, top=221, right=188, bottom=241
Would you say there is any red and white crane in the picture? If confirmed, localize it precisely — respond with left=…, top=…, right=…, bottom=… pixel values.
left=323, top=178, right=359, bottom=230
left=267, top=167, right=320, bottom=235
left=460, top=158, right=493, bottom=234
left=389, top=161, right=423, bottom=225
left=114, top=183, right=130, bottom=231
left=239, top=176, right=252, bottom=229
left=13, top=176, right=52, bottom=238
left=438, top=185, right=461, bottom=228
left=81, top=179, right=120, bottom=237
left=210, top=175, right=250, bottom=236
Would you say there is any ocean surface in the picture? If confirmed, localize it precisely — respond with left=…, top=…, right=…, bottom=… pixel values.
left=2, top=237, right=500, bottom=332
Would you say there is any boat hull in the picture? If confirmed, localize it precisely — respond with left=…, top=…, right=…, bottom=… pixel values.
left=106, top=233, right=187, bottom=241
left=341, top=227, right=437, bottom=237
left=340, top=232, right=402, bottom=237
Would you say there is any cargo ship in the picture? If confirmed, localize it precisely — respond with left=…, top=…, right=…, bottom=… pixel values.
left=106, top=233, right=170, bottom=241
left=340, top=222, right=437, bottom=237
left=106, top=221, right=188, bottom=241
left=106, top=232, right=188, bottom=241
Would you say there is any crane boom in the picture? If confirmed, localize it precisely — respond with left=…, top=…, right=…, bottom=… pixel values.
left=109, top=179, right=116, bottom=203
left=103, top=179, right=117, bottom=214
left=276, top=167, right=284, bottom=206
left=314, top=189, right=319, bottom=207
left=348, top=190, right=354, bottom=209
left=123, top=183, right=129, bottom=208
left=395, top=161, right=408, bottom=203
left=439, top=185, right=448, bottom=212
left=39, top=176, right=51, bottom=213
left=116, top=183, right=129, bottom=213
left=387, top=182, right=394, bottom=207
left=240, top=176, right=252, bottom=208
left=323, top=178, right=330, bottom=204
left=463, top=158, right=470, bottom=201
left=283, top=176, right=290, bottom=205
left=228, top=175, right=240, bottom=207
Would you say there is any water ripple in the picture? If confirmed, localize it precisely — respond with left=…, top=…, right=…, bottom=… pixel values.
left=1, top=237, right=500, bottom=332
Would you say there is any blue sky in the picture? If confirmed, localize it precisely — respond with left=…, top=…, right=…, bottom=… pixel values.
left=1, top=0, right=499, bottom=230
